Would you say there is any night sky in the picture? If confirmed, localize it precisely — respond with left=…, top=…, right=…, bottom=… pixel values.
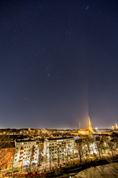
left=0, top=0, right=118, bottom=128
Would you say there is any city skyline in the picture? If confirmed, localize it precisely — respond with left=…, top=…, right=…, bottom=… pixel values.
left=0, top=0, right=118, bottom=128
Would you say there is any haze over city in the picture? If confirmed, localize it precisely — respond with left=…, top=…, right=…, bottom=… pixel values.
left=0, top=0, right=118, bottom=128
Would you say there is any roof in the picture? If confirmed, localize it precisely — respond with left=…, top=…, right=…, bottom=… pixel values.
left=0, top=141, right=15, bottom=148
left=46, top=137, right=74, bottom=141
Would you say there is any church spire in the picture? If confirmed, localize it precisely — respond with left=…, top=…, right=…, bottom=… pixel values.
left=88, top=116, right=94, bottom=134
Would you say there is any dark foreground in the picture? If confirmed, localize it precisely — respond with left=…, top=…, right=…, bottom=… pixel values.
left=68, top=162, right=118, bottom=178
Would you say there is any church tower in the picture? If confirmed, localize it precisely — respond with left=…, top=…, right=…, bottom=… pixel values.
left=88, top=116, right=94, bottom=134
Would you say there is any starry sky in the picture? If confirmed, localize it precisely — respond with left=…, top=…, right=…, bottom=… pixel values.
left=0, top=0, right=118, bottom=128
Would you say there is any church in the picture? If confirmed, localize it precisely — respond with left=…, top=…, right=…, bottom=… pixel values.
left=78, top=116, right=94, bottom=136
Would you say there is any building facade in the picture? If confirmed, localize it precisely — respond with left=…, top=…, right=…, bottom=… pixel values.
left=43, top=137, right=78, bottom=167
left=0, top=141, right=15, bottom=170
left=13, top=140, right=44, bottom=169
left=13, top=137, right=78, bottom=169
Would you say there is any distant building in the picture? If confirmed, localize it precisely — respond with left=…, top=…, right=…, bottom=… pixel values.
left=112, top=123, right=118, bottom=130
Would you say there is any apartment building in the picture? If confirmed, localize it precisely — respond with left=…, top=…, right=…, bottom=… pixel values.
left=13, top=140, right=43, bottom=168
left=43, top=137, right=77, bottom=165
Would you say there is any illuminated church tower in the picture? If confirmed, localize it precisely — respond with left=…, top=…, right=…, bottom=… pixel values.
left=78, top=115, right=94, bottom=135
left=88, top=116, right=94, bottom=134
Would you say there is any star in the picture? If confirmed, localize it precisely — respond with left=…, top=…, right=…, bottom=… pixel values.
left=85, top=5, right=90, bottom=11
left=48, top=73, right=51, bottom=78
left=23, top=97, right=31, bottom=102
